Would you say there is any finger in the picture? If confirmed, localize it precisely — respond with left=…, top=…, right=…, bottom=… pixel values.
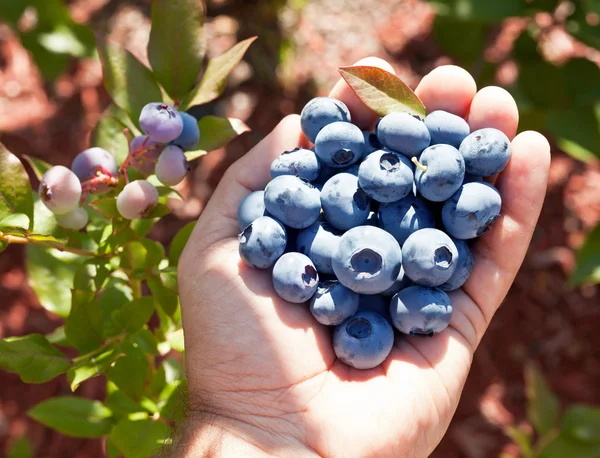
left=187, top=115, right=304, bottom=251
left=463, top=131, right=550, bottom=325
left=414, top=65, right=477, bottom=118
left=467, top=86, right=519, bottom=139
left=329, top=56, right=396, bottom=130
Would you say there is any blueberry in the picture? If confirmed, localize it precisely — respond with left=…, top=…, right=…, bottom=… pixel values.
left=272, top=252, right=319, bottom=303
left=309, top=280, right=360, bottom=325
left=333, top=311, right=394, bottom=369
left=365, top=211, right=379, bottom=227
left=358, top=294, right=391, bottom=321
left=358, top=149, right=414, bottom=203
left=264, top=175, right=321, bottom=229
left=390, top=286, right=452, bottom=336
left=424, top=110, right=470, bottom=148
left=332, top=226, right=402, bottom=295
left=129, top=136, right=165, bottom=176
left=314, top=121, right=365, bottom=168
left=172, top=111, right=200, bottom=151
left=378, top=195, right=436, bottom=245
left=55, top=207, right=89, bottom=230
left=300, top=97, right=351, bottom=143
left=39, top=166, right=82, bottom=215
left=116, top=180, right=159, bottom=219
left=462, top=173, right=483, bottom=184
left=442, top=182, right=501, bottom=239
left=439, top=238, right=474, bottom=291
left=237, top=190, right=268, bottom=230
left=376, top=112, right=430, bottom=157
left=401, top=228, right=458, bottom=287
left=238, top=216, right=287, bottom=269
left=71, top=147, right=118, bottom=194
left=414, top=144, right=465, bottom=202
left=139, top=102, right=183, bottom=143
left=155, top=145, right=188, bottom=186
left=296, top=220, right=342, bottom=274
left=459, top=128, right=512, bottom=176
left=380, top=266, right=413, bottom=297
left=363, top=131, right=383, bottom=156
left=321, top=173, right=371, bottom=230
left=270, top=147, right=320, bottom=181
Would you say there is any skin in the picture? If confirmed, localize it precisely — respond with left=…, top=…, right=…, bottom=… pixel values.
left=176, top=59, right=550, bottom=457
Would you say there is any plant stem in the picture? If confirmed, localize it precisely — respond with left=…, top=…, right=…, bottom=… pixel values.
left=412, top=156, right=428, bottom=172
left=0, top=233, right=109, bottom=258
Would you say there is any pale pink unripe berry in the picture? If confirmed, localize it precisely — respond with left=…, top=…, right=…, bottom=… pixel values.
left=116, top=180, right=159, bottom=219
left=39, top=165, right=82, bottom=215
left=155, top=145, right=188, bottom=186
left=55, top=207, right=89, bottom=230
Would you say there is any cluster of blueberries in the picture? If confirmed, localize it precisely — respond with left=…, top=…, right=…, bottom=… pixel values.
left=38, top=103, right=199, bottom=227
left=238, top=96, right=510, bottom=370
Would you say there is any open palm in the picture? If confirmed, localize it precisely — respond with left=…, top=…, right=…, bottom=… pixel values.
left=177, top=58, right=550, bottom=457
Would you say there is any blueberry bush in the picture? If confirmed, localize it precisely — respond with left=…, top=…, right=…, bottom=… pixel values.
left=0, top=1, right=254, bottom=455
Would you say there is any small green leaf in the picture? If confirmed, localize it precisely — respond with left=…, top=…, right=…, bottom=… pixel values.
left=109, top=416, right=170, bottom=458
left=22, top=155, right=52, bottom=181
left=28, top=397, right=113, bottom=438
left=570, top=223, right=600, bottom=285
left=547, top=106, right=600, bottom=163
left=107, top=438, right=121, bottom=458
left=90, top=105, right=133, bottom=165
left=31, top=195, right=62, bottom=237
left=338, top=66, right=426, bottom=118
left=89, top=197, right=121, bottom=219
left=143, top=202, right=171, bottom=219
left=106, top=381, right=145, bottom=418
left=147, top=276, right=178, bottom=316
left=96, top=36, right=163, bottom=124
left=46, top=326, right=70, bottom=347
left=167, top=328, right=185, bottom=353
left=7, top=435, right=34, bottom=458
left=562, top=405, right=600, bottom=443
left=26, top=246, right=84, bottom=317
left=132, top=327, right=159, bottom=356
left=504, top=425, right=533, bottom=458
left=105, top=342, right=149, bottom=400
left=186, top=116, right=250, bottom=159
left=0, top=213, right=30, bottom=230
left=538, top=432, right=600, bottom=458
left=148, top=0, right=205, bottom=102
left=0, top=144, right=34, bottom=228
left=0, top=334, right=70, bottom=383
left=525, top=362, right=560, bottom=436
left=181, top=37, right=257, bottom=109
left=111, top=297, right=155, bottom=334
left=169, top=221, right=195, bottom=266
left=67, top=345, right=123, bottom=391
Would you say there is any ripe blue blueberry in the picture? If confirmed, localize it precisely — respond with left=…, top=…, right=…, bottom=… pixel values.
left=439, top=238, right=474, bottom=291
left=139, top=102, right=183, bottom=143
left=442, top=182, right=502, bottom=239
left=129, top=136, right=164, bottom=176
left=358, top=149, right=414, bottom=203
left=172, top=111, right=200, bottom=151
left=314, top=121, right=365, bottom=167
left=332, top=226, right=402, bottom=295
left=459, top=128, right=512, bottom=176
left=424, top=110, right=470, bottom=148
left=376, top=112, right=430, bottom=157
left=296, top=220, right=342, bottom=274
left=239, top=216, right=287, bottom=269
left=309, top=280, right=360, bottom=326
left=264, top=175, right=321, bottom=229
left=71, top=147, right=118, bottom=194
left=270, top=147, right=320, bottom=181
left=381, top=266, right=413, bottom=297
left=321, top=173, right=371, bottom=230
left=300, top=97, right=351, bottom=143
left=39, top=166, right=82, bottom=215
left=272, top=252, right=319, bottom=303
left=390, top=286, right=452, bottom=336
left=333, top=311, right=394, bottom=369
left=378, top=195, right=436, bottom=245
left=237, top=190, right=268, bottom=230
left=365, top=211, right=379, bottom=227
left=414, top=144, right=465, bottom=202
left=363, top=131, right=383, bottom=156
left=401, top=228, right=458, bottom=287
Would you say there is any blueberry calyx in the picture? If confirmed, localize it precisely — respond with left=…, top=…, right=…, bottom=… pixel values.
left=332, top=148, right=355, bottom=165
left=410, top=328, right=434, bottom=337
left=476, top=214, right=500, bottom=236
left=379, top=153, right=400, bottom=171
left=302, top=265, right=318, bottom=286
left=239, top=224, right=253, bottom=243
left=346, top=317, right=372, bottom=340
left=351, top=249, right=383, bottom=275
left=434, top=247, right=453, bottom=269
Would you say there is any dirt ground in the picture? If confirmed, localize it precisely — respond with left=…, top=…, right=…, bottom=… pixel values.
left=1, top=0, right=599, bottom=457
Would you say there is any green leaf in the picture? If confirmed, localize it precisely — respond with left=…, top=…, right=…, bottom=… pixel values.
left=143, top=202, right=171, bottom=219
left=547, top=106, right=600, bottom=163
left=169, top=221, right=195, bottom=266
left=26, top=246, right=84, bottom=317
left=111, top=296, right=154, bottom=334
left=562, top=405, right=600, bottom=443
left=31, top=195, right=62, bottom=236
left=167, top=328, right=185, bottom=353
left=337, top=66, right=426, bottom=119
left=187, top=116, right=250, bottom=158
left=570, top=222, right=600, bottom=285
left=181, top=37, right=257, bottom=109
left=90, top=105, right=133, bottom=165
left=89, top=197, right=121, bottom=219
left=22, top=155, right=52, bottom=181
left=0, top=213, right=30, bottom=230
left=538, top=432, right=600, bottom=458
left=96, top=36, right=163, bottom=124
left=46, top=325, right=70, bottom=347
left=109, top=416, right=170, bottom=458
left=7, top=435, right=34, bottom=458
left=525, top=362, right=560, bottom=436
left=28, top=397, right=113, bottom=438
left=105, top=342, right=149, bottom=400
left=0, top=334, right=70, bottom=383
left=121, top=240, right=165, bottom=274
left=107, top=438, right=121, bottom=458
left=0, top=144, right=34, bottom=229
left=67, top=345, right=123, bottom=391
left=132, top=327, right=159, bottom=356
left=99, top=227, right=139, bottom=254
left=147, top=276, right=178, bottom=316
left=504, top=425, right=533, bottom=458
left=148, top=0, right=205, bottom=102
left=106, top=382, right=145, bottom=418
left=431, top=0, right=529, bottom=21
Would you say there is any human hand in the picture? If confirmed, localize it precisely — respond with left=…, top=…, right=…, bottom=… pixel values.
left=177, top=58, right=550, bottom=457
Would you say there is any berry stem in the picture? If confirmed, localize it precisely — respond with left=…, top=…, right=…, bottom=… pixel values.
left=0, top=232, right=110, bottom=258
left=412, top=157, right=428, bottom=173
